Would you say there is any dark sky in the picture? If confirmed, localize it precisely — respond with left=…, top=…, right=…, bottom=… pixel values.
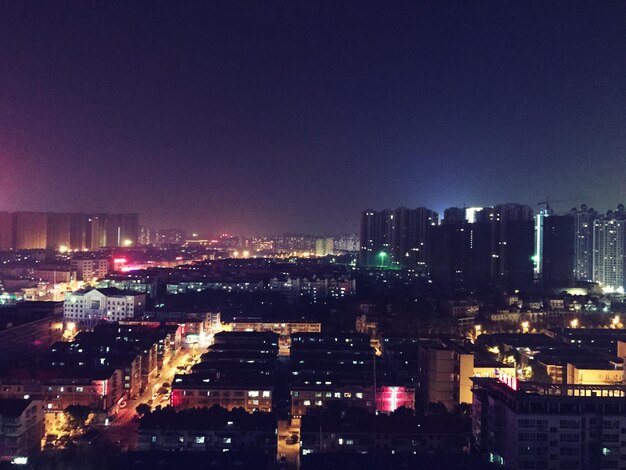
left=1, top=1, right=625, bottom=235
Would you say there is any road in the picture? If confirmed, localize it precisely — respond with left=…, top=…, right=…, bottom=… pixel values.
left=277, top=419, right=300, bottom=470
left=100, top=350, right=198, bottom=450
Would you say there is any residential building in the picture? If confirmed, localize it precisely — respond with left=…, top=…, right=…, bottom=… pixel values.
left=418, top=339, right=475, bottom=410
left=300, top=407, right=470, bottom=457
left=0, top=301, right=64, bottom=365
left=593, top=214, right=626, bottom=291
left=572, top=204, right=597, bottom=282
left=0, top=399, right=44, bottom=461
left=472, top=377, right=626, bottom=469
left=63, top=287, right=145, bottom=328
left=137, top=407, right=277, bottom=458
left=70, top=258, right=109, bottom=281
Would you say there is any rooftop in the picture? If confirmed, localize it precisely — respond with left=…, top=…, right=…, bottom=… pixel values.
left=0, top=398, right=34, bottom=417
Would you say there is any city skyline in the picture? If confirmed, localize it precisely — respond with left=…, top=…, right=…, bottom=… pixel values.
left=2, top=2, right=626, bottom=234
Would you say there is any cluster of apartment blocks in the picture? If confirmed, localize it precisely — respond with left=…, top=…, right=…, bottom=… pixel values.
left=0, top=211, right=138, bottom=251
left=165, top=275, right=356, bottom=302
left=0, top=321, right=183, bottom=414
left=360, top=203, right=626, bottom=291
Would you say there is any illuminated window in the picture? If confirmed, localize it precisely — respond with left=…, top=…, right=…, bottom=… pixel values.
left=195, top=436, right=205, bottom=444
left=262, top=391, right=270, bottom=398
left=334, top=392, right=341, bottom=398
left=356, top=393, right=363, bottom=399
left=303, top=400, right=311, bottom=406
left=248, top=391, right=259, bottom=397
left=344, top=392, right=352, bottom=398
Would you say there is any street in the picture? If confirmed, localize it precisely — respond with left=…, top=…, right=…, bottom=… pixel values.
left=100, top=349, right=198, bottom=450
left=277, top=419, right=300, bottom=470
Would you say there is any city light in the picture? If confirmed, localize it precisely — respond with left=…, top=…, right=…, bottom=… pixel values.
left=612, top=316, right=620, bottom=327
left=570, top=319, right=579, bottom=328
left=123, top=239, right=133, bottom=247
left=58, top=245, right=68, bottom=253
left=521, top=321, right=530, bottom=333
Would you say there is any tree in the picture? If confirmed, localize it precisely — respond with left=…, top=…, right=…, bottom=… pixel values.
left=65, top=405, right=91, bottom=433
left=424, top=402, right=448, bottom=416
left=135, top=403, right=151, bottom=416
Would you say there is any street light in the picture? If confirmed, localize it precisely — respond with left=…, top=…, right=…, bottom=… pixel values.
left=378, top=251, right=387, bottom=267
left=612, top=316, right=620, bottom=327
left=570, top=319, right=579, bottom=328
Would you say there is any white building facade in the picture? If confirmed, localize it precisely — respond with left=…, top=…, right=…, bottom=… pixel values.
left=64, top=287, right=145, bottom=328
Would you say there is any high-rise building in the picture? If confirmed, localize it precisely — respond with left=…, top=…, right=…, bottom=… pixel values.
left=359, top=207, right=438, bottom=269
left=593, top=208, right=626, bottom=292
left=13, top=212, right=47, bottom=249
left=489, top=204, right=535, bottom=290
left=45, top=212, right=71, bottom=251
left=315, top=238, right=334, bottom=257
left=69, top=213, right=90, bottom=251
left=571, top=204, right=597, bottom=282
left=428, top=210, right=470, bottom=289
left=0, top=212, right=14, bottom=251
left=0, top=212, right=138, bottom=250
left=542, top=214, right=575, bottom=288
left=359, top=209, right=387, bottom=267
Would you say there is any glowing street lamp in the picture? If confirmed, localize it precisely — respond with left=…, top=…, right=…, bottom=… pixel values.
left=570, top=319, right=579, bottom=328
left=521, top=321, right=530, bottom=333
left=612, top=316, right=620, bottom=327
left=378, top=251, right=387, bottom=267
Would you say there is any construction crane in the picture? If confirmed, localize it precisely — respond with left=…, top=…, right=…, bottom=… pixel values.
left=537, top=197, right=583, bottom=213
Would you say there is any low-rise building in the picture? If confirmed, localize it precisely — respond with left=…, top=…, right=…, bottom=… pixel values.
left=0, top=301, right=64, bottom=365
left=63, top=287, right=146, bottom=328
left=171, top=374, right=273, bottom=413
left=0, top=399, right=44, bottom=461
left=137, top=407, right=277, bottom=458
left=70, top=258, right=109, bottom=281
left=300, top=407, right=470, bottom=457
left=472, top=377, right=626, bottom=469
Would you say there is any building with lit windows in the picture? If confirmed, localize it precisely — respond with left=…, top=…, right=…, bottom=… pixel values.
left=593, top=214, right=626, bottom=292
left=0, top=399, right=44, bottom=462
left=70, top=258, right=109, bottom=281
left=0, top=301, right=64, bottom=366
left=137, top=407, right=277, bottom=458
left=171, top=374, right=273, bottom=413
left=359, top=207, right=438, bottom=270
left=300, top=407, right=470, bottom=457
left=0, top=211, right=138, bottom=250
left=572, top=205, right=597, bottom=282
left=417, top=338, right=476, bottom=410
left=63, top=287, right=145, bottom=328
left=472, top=377, right=626, bottom=470
left=0, top=368, right=123, bottom=413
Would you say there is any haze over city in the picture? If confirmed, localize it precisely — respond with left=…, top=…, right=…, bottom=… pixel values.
left=2, top=1, right=625, bottom=234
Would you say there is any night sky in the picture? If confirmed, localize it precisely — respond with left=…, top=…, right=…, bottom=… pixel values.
left=1, top=1, right=625, bottom=235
